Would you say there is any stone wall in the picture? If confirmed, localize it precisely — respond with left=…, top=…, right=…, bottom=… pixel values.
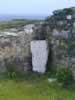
left=0, top=30, right=33, bottom=73
left=44, top=7, right=75, bottom=73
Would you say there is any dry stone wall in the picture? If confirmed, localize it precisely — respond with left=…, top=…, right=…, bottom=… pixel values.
left=45, top=7, right=75, bottom=75
left=0, top=29, right=33, bottom=73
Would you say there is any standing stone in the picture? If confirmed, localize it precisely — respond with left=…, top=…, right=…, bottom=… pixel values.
left=31, top=40, right=48, bottom=73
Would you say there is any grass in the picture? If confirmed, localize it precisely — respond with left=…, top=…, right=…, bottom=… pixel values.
left=0, top=19, right=43, bottom=30
left=0, top=73, right=74, bottom=100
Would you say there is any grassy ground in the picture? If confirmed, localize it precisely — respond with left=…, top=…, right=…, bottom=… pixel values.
left=0, top=73, right=74, bottom=100
left=0, top=19, right=43, bottom=30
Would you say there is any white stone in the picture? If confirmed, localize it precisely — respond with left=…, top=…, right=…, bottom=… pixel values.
left=4, top=32, right=18, bottom=36
left=66, top=15, right=72, bottom=20
left=73, top=22, right=75, bottom=27
left=48, top=78, right=57, bottom=83
left=24, top=24, right=35, bottom=34
left=52, top=29, right=60, bottom=36
left=31, top=40, right=48, bottom=73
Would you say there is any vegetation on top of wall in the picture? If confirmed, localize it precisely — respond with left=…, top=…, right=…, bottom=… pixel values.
left=40, top=7, right=75, bottom=72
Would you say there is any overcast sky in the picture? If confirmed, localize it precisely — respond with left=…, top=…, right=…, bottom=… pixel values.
left=0, top=0, right=75, bottom=15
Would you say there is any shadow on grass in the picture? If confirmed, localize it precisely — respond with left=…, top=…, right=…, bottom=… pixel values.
left=0, top=71, right=47, bottom=84
left=14, top=72, right=47, bottom=84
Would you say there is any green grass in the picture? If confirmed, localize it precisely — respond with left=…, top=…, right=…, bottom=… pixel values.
left=0, top=19, right=43, bottom=30
left=0, top=73, right=74, bottom=100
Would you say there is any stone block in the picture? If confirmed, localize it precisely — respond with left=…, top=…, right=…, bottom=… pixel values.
left=31, top=40, right=48, bottom=73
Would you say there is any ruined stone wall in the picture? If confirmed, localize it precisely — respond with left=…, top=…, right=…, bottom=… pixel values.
left=0, top=30, right=33, bottom=73
left=45, top=7, right=75, bottom=72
